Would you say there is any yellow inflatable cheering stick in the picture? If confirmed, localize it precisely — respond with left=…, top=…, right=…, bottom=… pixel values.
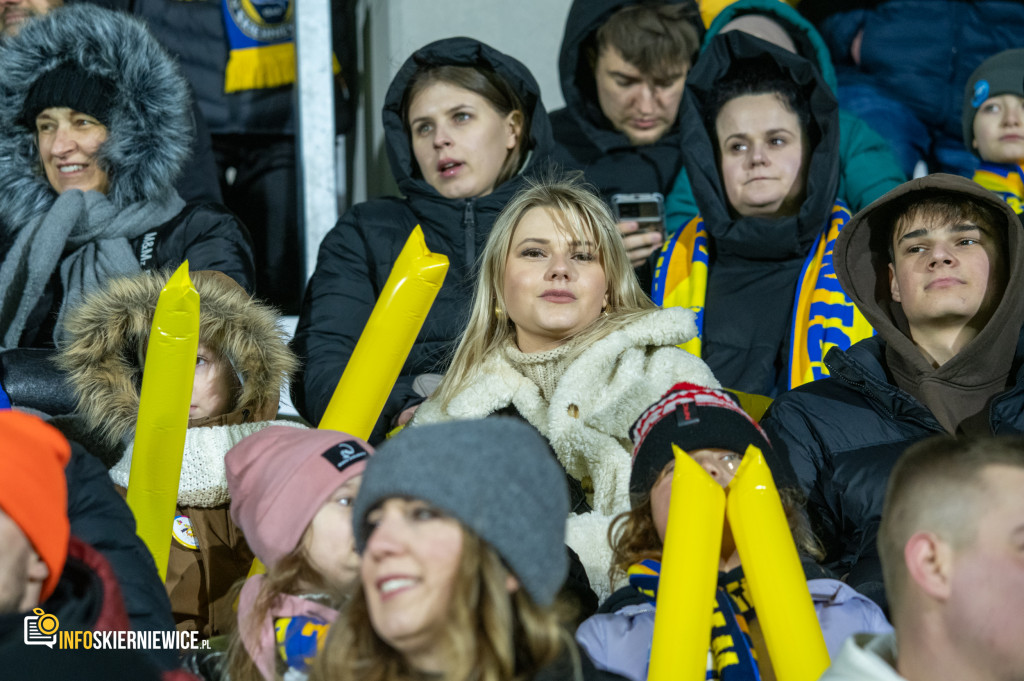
left=727, top=445, right=830, bottom=681
left=318, top=225, right=449, bottom=439
left=126, top=263, right=199, bottom=581
left=648, top=445, right=726, bottom=681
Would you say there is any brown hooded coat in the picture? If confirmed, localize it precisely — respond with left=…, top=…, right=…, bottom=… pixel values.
left=58, top=270, right=299, bottom=636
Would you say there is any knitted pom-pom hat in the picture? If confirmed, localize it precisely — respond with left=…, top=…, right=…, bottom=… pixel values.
left=629, top=382, right=771, bottom=502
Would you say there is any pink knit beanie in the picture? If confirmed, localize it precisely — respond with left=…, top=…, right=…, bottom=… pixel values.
left=226, top=426, right=372, bottom=568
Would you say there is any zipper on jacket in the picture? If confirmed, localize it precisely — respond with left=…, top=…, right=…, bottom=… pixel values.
left=831, top=358, right=941, bottom=431
left=463, top=200, right=477, bottom=268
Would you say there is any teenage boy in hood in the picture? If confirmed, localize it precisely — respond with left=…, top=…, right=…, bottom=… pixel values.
left=760, top=174, right=1024, bottom=609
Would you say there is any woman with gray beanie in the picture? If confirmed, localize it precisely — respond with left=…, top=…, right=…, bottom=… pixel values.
left=310, top=417, right=626, bottom=681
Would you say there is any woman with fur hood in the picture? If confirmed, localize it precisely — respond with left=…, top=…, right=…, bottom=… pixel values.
left=57, top=269, right=299, bottom=637
left=412, top=177, right=719, bottom=601
left=0, top=5, right=253, bottom=414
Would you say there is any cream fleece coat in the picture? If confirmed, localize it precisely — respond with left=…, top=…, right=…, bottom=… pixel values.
left=414, top=307, right=719, bottom=597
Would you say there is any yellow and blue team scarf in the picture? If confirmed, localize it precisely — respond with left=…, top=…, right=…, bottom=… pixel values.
left=275, top=614, right=332, bottom=673
left=221, top=0, right=340, bottom=94
left=651, top=202, right=874, bottom=390
left=972, top=162, right=1024, bottom=215
left=628, top=560, right=761, bottom=681
left=221, top=0, right=295, bottom=93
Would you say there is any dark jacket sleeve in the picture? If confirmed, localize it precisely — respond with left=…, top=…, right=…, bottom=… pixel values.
left=291, top=208, right=420, bottom=441
left=152, top=202, right=256, bottom=293
left=0, top=347, right=76, bottom=416
left=759, top=396, right=845, bottom=570
left=64, top=440, right=178, bottom=667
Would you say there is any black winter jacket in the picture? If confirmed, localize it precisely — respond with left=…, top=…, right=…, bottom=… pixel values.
left=102, top=0, right=357, bottom=137
left=0, top=536, right=171, bottom=674
left=291, top=37, right=554, bottom=441
left=0, top=203, right=254, bottom=414
left=65, top=438, right=178, bottom=667
left=762, top=331, right=1024, bottom=603
left=18, top=203, right=254, bottom=350
left=549, top=0, right=702, bottom=203
left=673, top=32, right=841, bottom=396
left=760, top=174, right=1024, bottom=608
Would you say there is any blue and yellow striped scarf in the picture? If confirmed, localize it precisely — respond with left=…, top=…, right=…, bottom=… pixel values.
left=275, top=614, right=332, bottom=673
left=628, top=560, right=761, bottom=681
left=651, top=202, right=873, bottom=390
left=972, top=162, right=1024, bottom=215
left=221, top=0, right=340, bottom=94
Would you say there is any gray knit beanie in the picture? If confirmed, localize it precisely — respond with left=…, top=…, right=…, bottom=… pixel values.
left=352, top=417, right=569, bottom=606
left=962, top=48, right=1024, bottom=154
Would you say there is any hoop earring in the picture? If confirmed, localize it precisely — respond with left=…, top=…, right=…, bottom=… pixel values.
left=495, top=304, right=505, bottom=322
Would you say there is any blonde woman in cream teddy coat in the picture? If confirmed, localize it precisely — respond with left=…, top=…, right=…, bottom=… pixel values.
left=58, top=269, right=302, bottom=637
left=412, top=178, right=719, bottom=600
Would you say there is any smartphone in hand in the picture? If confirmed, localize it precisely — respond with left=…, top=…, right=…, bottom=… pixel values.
left=611, top=192, right=666, bottom=238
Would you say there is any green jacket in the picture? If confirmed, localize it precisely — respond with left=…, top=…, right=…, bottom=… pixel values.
left=665, top=0, right=905, bottom=231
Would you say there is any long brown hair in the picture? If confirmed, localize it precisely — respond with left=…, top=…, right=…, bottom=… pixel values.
left=225, top=540, right=342, bottom=681
left=310, top=528, right=570, bottom=681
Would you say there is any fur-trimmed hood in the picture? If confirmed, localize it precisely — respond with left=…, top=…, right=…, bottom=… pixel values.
left=0, top=4, right=192, bottom=230
left=58, top=270, right=297, bottom=450
left=414, top=307, right=719, bottom=597
left=414, top=307, right=719, bottom=513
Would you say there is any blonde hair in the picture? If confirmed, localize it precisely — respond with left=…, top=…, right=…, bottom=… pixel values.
left=310, top=528, right=571, bottom=681
left=431, top=175, right=658, bottom=409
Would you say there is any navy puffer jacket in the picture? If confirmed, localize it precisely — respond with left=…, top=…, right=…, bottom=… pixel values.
left=801, top=0, right=1024, bottom=139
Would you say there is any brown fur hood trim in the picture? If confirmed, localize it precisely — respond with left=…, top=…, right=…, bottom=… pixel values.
left=57, top=270, right=297, bottom=450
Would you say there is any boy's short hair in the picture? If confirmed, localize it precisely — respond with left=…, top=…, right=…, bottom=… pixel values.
left=878, top=436, right=1024, bottom=618
left=590, top=4, right=701, bottom=83
left=884, top=191, right=1006, bottom=263
left=962, top=48, right=1024, bottom=155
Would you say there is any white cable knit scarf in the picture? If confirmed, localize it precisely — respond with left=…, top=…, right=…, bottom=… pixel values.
left=110, top=420, right=306, bottom=507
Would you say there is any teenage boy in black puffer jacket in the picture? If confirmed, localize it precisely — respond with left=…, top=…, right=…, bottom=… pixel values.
left=761, top=174, right=1024, bottom=611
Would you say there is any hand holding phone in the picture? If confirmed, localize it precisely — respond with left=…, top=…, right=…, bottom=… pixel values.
left=611, top=193, right=666, bottom=237
left=612, top=193, right=666, bottom=267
